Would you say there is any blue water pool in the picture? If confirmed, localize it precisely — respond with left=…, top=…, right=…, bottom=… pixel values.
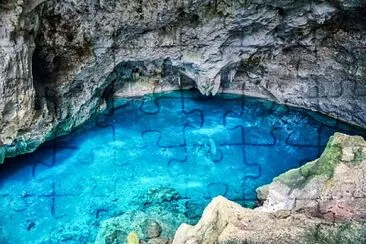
left=1, top=90, right=365, bottom=243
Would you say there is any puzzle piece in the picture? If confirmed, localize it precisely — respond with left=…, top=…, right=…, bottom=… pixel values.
left=182, top=89, right=244, bottom=115
left=0, top=195, right=54, bottom=242
left=111, top=92, right=203, bottom=147
left=168, top=140, right=261, bottom=202
left=224, top=117, right=277, bottom=146
left=167, top=124, right=223, bottom=177
left=0, top=179, right=57, bottom=243
left=223, top=97, right=279, bottom=144
left=205, top=182, right=229, bottom=199
left=218, top=145, right=261, bottom=201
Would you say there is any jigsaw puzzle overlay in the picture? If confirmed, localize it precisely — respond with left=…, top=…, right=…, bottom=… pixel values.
left=1, top=89, right=366, bottom=243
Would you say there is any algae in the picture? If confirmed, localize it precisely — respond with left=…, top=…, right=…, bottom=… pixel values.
left=272, top=134, right=343, bottom=189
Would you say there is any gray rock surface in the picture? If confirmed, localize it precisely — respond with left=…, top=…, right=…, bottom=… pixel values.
left=1, top=0, right=366, bottom=162
left=173, top=196, right=366, bottom=244
left=257, top=132, right=366, bottom=221
left=172, top=133, right=366, bottom=243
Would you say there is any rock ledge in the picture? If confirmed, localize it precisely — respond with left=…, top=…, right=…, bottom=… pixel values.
left=172, top=133, right=366, bottom=243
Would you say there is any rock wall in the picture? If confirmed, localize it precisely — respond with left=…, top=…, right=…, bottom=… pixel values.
left=172, top=133, right=366, bottom=243
left=1, top=0, right=366, bottom=162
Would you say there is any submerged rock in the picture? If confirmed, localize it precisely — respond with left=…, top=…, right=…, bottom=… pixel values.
left=95, top=187, right=191, bottom=244
left=105, top=230, right=125, bottom=244
left=142, top=187, right=181, bottom=206
left=140, top=219, right=163, bottom=239
left=172, top=133, right=366, bottom=243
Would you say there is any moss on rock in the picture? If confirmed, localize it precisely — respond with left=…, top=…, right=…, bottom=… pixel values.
left=301, top=222, right=366, bottom=244
left=268, top=133, right=345, bottom=190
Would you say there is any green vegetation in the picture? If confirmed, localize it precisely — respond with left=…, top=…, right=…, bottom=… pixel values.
left=313, top=143, right=342, bottom=178
left=272, top=134, right=343, bottom=189
left=302, top=223, right=366, bottom=244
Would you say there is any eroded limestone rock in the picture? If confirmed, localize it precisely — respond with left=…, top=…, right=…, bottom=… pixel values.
left=172, top=133, right=366, bottom=243
left=173, top=196, right=324, bottom=243
left=257, top=132, right=366, bottom=221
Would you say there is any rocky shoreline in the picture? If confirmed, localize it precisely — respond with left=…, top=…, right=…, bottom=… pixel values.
left=173, top=133, right=366, bottom=243
left=94, top=133, right=366, bottom=243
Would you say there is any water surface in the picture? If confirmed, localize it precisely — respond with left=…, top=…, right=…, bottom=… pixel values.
left=1, top=90, right=365, bottom=243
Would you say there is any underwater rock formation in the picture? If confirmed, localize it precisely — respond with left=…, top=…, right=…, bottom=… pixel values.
left=1, top=0, right=366, bottom=161
left=172, top=133, right=366, bottom=243
left=95, top=186, right=193, bottom=244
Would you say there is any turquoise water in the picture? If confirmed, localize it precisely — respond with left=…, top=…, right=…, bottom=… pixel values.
left=1, top=90, right=365, bottom=243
